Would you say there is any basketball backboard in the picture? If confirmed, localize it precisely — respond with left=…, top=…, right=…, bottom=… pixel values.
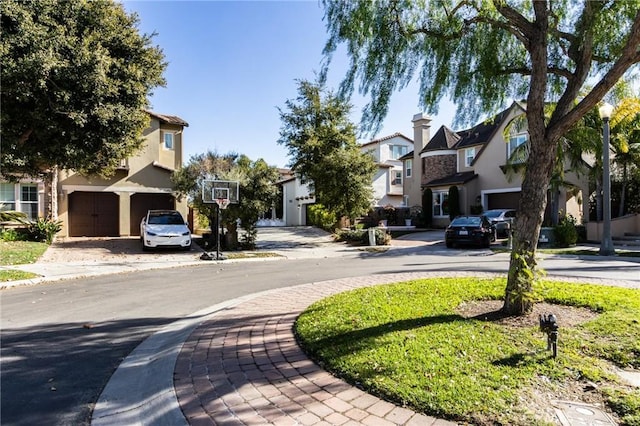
left=202, top=180, right=239, bottom=204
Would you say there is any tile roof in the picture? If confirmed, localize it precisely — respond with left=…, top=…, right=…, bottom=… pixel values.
left=360, top=132, right=413, bottom=148
left=425, top=171, right=478, bottom=187
left=422, top=126, right=460, bottom=153
left=146, top=110, right=189, bottom=127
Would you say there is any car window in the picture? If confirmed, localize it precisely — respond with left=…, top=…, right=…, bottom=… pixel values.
left=483, top=211, right=501, bottom=218
left=506, top=211, right=516, bottom=218
left=451, top=217, right=481, bottom=226
left=148, top=212, right=185, bottom=225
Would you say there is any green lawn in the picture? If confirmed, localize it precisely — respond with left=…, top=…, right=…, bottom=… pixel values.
left=295, top=277, right=640, bottom=425
left=0, top=241, right=47, bottom=282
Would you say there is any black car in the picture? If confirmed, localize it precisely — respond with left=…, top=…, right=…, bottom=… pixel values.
left=445, top=215, right=495, bottom=248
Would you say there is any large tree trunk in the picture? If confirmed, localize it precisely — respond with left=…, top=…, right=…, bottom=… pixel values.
left=503, top=132, right=556, bottom=315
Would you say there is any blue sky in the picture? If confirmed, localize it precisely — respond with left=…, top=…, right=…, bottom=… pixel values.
left=123, top=0, right=455, bottom=168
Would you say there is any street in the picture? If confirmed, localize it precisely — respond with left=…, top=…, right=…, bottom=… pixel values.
left=1, top=245, right=639, bottom=425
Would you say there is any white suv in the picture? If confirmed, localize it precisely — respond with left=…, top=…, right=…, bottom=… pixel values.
left=140, top=210, right=191, bottom=251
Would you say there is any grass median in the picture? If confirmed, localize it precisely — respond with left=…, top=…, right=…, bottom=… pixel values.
left=295, top=277, right=640, bottom=425
left=0, top=241, right=47, bottom=282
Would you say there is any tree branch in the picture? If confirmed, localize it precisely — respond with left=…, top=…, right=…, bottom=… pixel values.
left=549, top=9, right=640, bottom=141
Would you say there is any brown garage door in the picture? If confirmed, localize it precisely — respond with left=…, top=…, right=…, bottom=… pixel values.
left=130, top=193, right=175, bottom=236
left=69, top=192, right=119, bottom=237
left=487, top=192, right=520, bottom=210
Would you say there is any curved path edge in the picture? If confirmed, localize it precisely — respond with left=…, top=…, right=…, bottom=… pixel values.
left=92, top=271, right=630, bottom=426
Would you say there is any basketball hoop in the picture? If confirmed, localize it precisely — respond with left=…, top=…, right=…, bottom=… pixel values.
left=215, top=198, right=230, bottom=210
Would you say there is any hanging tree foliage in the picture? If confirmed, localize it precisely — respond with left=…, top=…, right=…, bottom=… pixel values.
left=321, top=0, right=640, bottom=315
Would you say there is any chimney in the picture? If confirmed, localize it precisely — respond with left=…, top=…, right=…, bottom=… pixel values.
left=410, top=113, right=431, bottom=205
left=412, top=113, right=431, bottom=155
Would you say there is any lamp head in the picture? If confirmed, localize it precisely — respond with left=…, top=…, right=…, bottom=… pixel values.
left=599, top=102, right=614, bottom=120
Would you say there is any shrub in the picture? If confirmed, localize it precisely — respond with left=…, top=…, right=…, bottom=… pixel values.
left=422, top=189, right=433, bottom=227
left=307, top=204, right=336, bottom=231
left=28, top=218, right=62, bottom=244
left=553, top=214, right=578, bottom=248
left=1, top=227, right=29, bottom=242
left=335, top=228, right=390, bottom=245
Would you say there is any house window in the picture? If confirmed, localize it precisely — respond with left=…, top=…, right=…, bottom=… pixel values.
left=389, top=145, right=408, bottom=160
left=0, top=183, right=16, bottom=211
left=405, top=159, right=412, bottom=178
left=465, top=148, right=476, bottom=167
left=433, top=192, right=449, bottom=217
left=163, top=132, right=174, bottom=150
left=391, top=170, right=402, bottom=185
left=20, top=184, right=38, bottom=220
left=508, top=133, right=528, bottom=161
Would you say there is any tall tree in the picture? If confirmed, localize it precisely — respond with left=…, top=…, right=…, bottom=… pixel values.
left=321, top=0, right=640, bottom=315
left=278, top=79, right=376, bottom=224
left=171, top=151, right=280, bottom=249
left=1, top=0, right=166, bottom=179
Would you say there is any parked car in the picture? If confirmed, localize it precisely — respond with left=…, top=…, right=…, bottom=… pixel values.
left=140, top=210, right=191, bottom=251
left=445, top=215, right=495, bottom=248
left=483, top=209, right=516, bottom=238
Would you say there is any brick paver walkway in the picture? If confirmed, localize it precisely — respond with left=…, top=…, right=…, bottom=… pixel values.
left=174, top=272, right=467, bottom=425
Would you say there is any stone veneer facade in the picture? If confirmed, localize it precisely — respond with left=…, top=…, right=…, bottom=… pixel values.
left=423, top=153, right=457, bottom=186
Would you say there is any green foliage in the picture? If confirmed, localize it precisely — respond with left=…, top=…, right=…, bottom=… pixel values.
left=295, top=277, right=640, bottom=425
left=335, top=228, right=390, bottom=245
left=278, top=79, right=376, bottom=222
left=0, top=209, right=28, bottom=223
left=553, top=215, right=578, bottom=248
left=422, top=189, right=432, bottom=227
left=0, top=269, right=39, bottom=282
left=320, top=0, right=640, bottom=315
left=1, top=227, right=28, bottom=242
left=172, top=151, right=280, bottom=249
left=1, top=0, right=166, bottom=179
left=447, top=186, right=460, bottom=219
left=27, top=218, right=62, bottom=244
left=307, top=204, right=336, bottom=231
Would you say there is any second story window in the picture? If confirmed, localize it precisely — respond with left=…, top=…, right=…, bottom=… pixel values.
left=406, top=159, right=412, bottom=177
left=163, top=132, right=174, bottom=150
left=508, top=133, right=528, bottom=162
left=391, top=170, right=402, bottom=185
left=465, top=148, right=476, bottom=167
left=389, top=145, right=408, bottom=160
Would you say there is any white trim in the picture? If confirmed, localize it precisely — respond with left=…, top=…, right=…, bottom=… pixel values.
left=421, top=150, right=456, bottom=158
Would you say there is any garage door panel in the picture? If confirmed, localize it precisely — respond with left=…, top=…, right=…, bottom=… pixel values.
left=130, top=193, right=175, bottom=236
left=487, top=192, right=520, bottom=210
left=69, top=192, right=119, bottom=237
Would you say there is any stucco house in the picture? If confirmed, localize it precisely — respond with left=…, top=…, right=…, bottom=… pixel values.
left=359, top=133, right=414, bottom=207
left=55, top=110, right=189, bottom=237
left=404, top=102, right=589, bottom=228
left=279, top=173, right=315, bottom=226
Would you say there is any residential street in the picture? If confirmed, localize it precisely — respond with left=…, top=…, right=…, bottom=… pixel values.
left=1, top=229, right=638, bottom=425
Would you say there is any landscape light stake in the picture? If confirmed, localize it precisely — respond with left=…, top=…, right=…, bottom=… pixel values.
left=539, top=313, right=559, bottom=358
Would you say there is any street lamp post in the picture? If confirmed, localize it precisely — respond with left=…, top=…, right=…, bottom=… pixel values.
left=599, top=102, right=615, bottom=256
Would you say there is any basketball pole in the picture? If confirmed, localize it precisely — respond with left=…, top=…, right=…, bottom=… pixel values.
left=216, top=202, right=221, bottom=260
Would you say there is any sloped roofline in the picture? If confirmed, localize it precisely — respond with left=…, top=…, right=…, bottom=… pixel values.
left=146, top=110, right=189, bottom=127
left=360, top=132, right=413, bottom=148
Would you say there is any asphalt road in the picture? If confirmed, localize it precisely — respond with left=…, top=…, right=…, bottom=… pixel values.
left=1, top=246, right=639, bottom=425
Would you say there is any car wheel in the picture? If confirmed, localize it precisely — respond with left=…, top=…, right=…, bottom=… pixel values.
left=446, top=241, right=453, bottom=248
left=142, top=242, right=150, bottom=252
left=182, top=244, right=192, bottom=252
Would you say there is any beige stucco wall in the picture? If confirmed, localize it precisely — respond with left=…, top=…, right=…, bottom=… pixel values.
left=57, top=115, right=187, bottom=237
